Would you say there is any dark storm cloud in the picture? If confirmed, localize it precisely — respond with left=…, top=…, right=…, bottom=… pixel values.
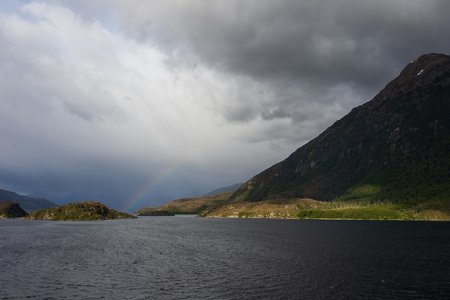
left=111, top=0, right=450, bottom=123
left=219, top=1, right=447, bottom=85
left=44, top=0, right=450, bottom=127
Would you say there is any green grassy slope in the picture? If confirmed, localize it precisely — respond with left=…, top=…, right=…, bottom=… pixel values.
left=204, top=197, right=450, bottom=220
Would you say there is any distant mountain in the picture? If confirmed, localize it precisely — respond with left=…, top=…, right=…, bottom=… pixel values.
left=203, top=183, right=242, bottom=196
left=0, top=188, right=57, bottom=211
left=231, top=53, right=450, bottom=203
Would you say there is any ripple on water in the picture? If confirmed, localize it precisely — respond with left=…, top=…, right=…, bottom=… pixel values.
left=0, top=218, right=449, bottom=299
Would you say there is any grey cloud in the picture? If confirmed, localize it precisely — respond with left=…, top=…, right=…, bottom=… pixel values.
left=100, top=0, right=450, bottom=132
left=49, top=0, right=450, bottom=126
left=261, top=107, right=290, bottom=121
left=112, top=0, right=450, bottom=85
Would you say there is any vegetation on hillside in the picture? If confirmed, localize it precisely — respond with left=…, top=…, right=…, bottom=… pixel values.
left=26, top=201, right=136, bottom=221
left=203, top=197, right=450, bottom=221
left=137, top=181, right=450, bottom=221
left=143, top=186, right=449, bottom=220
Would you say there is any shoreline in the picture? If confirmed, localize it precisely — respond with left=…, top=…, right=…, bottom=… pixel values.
left=203, top=215, right=450, bottom=222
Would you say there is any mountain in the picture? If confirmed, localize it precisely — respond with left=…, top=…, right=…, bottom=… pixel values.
left=0, top=188, right=57, bottom=211
left=203, top=183, right=242, bottom=196
left=27, top=201, right=136, bottom=221
left=231, top=53, right=450, bottom=204
left=0, top=202, right=28, bottom=218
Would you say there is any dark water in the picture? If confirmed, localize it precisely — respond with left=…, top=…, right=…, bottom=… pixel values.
left=1, top=217, right=449, bottom=299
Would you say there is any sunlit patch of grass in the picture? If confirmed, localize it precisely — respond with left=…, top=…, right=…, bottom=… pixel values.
left=339, top=184, right=382, bottom=201
left=298, top=205, right=408, bottom=220
left=203, top=197, right=450, bottom=221
left=296, top=199, right=450, bottom=221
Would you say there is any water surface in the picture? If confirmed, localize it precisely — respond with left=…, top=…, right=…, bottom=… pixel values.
left=1, top=217, right=449, bottom=299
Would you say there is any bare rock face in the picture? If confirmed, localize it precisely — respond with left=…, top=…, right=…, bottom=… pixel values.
left=232, top=53, right=450, bottom=202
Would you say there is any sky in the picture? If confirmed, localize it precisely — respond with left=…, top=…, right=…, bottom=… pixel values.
left=1, top=0, right=449, bottom=211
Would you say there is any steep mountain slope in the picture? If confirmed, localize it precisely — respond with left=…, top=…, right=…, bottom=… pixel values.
left=0, top=188, right=57, bottom=211
left=232, top=53, right=450, bottom=203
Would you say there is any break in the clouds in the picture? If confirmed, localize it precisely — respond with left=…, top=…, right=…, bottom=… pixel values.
left=0, top=1, right=449, bottom=210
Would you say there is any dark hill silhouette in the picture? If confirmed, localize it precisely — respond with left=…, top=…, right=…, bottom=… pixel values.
left=0, top=202, right=28, bottom=218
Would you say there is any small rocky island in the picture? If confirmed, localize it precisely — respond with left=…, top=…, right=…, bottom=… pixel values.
left=0, top=201, right=28, bottom=218
left=26, top=201, right=136, bottom=221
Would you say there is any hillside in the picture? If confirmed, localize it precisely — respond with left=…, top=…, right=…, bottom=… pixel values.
left=137, top=192, right=232, bottom=215
left=204, top=198, right=449, bottom=220
left=26, top=201, right=136, bottom=221
left=0, top=188, right=57, bottom=211
left=231, top=53, right=450, bottom=206
left=203, top=183, right=241, bottom=196
left=0, top=202, right=28, bottom=219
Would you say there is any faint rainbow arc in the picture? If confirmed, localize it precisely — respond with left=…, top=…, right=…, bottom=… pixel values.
left=124, top=160, right=182, bottom=211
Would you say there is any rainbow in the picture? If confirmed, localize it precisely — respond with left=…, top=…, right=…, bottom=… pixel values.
left=123, top=160, right=182, bottom=212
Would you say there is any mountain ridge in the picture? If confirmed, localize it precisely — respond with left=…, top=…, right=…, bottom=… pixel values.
left=0, top=188, right=57, bottom=211
left=231, top=53, right=450, bottom=203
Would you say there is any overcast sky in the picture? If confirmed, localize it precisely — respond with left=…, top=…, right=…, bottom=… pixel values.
left=1, top=0, right=449, bottom=211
